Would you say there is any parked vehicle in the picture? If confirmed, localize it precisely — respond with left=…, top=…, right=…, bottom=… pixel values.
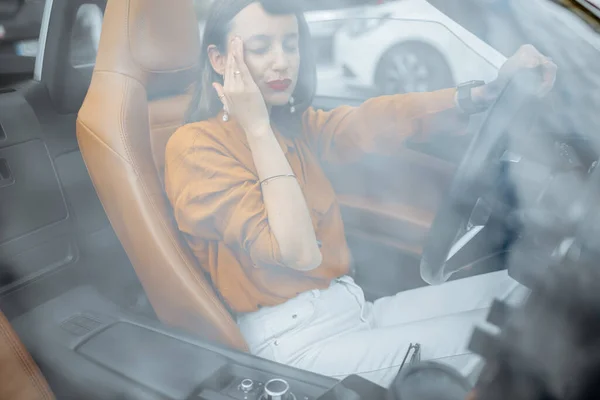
left=332, top=0, right=506, bottom=94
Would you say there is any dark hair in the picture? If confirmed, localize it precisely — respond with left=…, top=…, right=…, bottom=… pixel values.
left=185, top=0, right=316, bottom=136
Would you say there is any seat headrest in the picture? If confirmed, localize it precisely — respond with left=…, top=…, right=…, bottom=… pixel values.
left=95, top=0, right=201, bottom=98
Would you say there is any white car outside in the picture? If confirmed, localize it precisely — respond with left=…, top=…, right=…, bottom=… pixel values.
left=332, top=0, right=507, bottom=94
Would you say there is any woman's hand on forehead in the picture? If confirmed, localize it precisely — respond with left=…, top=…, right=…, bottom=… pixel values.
left=213, top=36, right=270, bottom=134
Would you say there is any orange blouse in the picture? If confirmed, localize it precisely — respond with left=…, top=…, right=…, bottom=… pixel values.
left=165, top=88, right=468, bottom=313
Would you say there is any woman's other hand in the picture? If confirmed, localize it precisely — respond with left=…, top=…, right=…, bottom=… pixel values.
left=213, top=36, right=271, bottom=134
left=474, top=44, right=558, bottom=104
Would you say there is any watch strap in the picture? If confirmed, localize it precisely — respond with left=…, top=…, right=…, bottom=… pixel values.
left=456, top=80, right=487, bottom=115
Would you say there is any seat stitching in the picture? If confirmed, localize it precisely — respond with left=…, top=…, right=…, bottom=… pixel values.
left=81, top=81, right=246, bottom=349
left=0, top=318, right=53, bottom=399
left=77, top=119, right=131, bottom=164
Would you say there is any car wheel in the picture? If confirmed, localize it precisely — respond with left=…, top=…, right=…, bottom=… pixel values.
left=375, top=41, right=454, bottom=95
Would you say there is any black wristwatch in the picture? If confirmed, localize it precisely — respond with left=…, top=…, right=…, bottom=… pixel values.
left=456, top=80, right=487, bottom=115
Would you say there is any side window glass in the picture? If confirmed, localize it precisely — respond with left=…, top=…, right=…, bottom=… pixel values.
left=69, top=4, right=103, bottom=68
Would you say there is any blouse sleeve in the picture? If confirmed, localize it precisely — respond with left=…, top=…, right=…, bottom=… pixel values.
left=165, top=124, right=286, bottom=269
left=302, top=88, right=469, bottom=164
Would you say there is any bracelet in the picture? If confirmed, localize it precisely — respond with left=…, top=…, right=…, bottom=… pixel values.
left=260, top=174, right=296, bottom=185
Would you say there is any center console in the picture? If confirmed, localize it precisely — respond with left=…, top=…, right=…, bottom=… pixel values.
left=195, top=375, right=311, bottom=400
left=10, top=284, right=475, bottom=400
left=9, top=285, right=340, bottom=400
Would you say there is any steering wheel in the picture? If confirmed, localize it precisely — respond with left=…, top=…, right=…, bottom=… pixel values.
left=420, top=70, right=544, bottom=285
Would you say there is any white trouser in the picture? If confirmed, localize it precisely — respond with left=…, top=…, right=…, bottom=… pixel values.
left=237, top=270, right=528, bottom=388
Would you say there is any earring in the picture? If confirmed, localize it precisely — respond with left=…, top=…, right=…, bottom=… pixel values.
left=289, top=96, right=296, bottom=114
left=219, top=93, right=229, bottom=122
left=222, top=107, right=229, bottom=122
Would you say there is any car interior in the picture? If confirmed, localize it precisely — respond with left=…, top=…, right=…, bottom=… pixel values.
left=0, top=0, right=422, bottom=398
left=2, top=0, right=599, bottom=398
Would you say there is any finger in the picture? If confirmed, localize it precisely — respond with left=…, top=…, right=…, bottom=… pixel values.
left=224, top=42, right=236, bottom=88
left=539, top=61, right=558, bottom=96
left=228, top=38, right=241, bottom=73
left=535, top=62, right=554, bottom=97
left=213, top=82, right=225, bottom=103
left=521, top=44, right=541, bottom=57
left=529, top=46, right=544, bottom=58
left=231, top=53, right=243, bottom=82
left=233, top=37, right=252, bottom=82
left=226, top=40, right=244, bottom=93
left=543, top=60, right=557, bottom=82
left=212, top=82, right=229, bottom=110
left=525, top=55, right=542, bottom=69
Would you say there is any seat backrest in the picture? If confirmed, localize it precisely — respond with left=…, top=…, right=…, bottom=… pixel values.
left=76, top=0, right=247, bottom=351
left=0, top=309, right=54, bottom=400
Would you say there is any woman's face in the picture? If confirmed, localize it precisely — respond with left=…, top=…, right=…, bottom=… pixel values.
left=220, top=3, right=300, bottom=107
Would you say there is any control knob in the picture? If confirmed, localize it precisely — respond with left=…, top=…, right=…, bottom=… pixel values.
left=240, top=378, right=254, bottom=393
left=263, top=378, right=295, bottom=400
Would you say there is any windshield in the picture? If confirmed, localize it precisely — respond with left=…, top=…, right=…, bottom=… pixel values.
left=3, top=0, right=600, bottom=399
left=190, top=0, right=600, bottom=387
left=309, top=16, right=502, bottom=99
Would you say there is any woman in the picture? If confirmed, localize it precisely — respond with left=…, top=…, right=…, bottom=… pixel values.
left=165, top=0, right=556, bottom=388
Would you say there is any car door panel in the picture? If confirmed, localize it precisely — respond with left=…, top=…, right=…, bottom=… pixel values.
left=312, top=95, right=460, bottom=294
left=0, top=0, right=151, bottom=323
left=337, top=193, right=434, bottom=256
left=0, top=83, right=141, bottom=323
left=329, top=148, right=456, bottom=293
left=0, top=139, right=68, bottom=243
left=324, top=144, right=456, bottom=248
left=0, top=88, right=75, bottom=299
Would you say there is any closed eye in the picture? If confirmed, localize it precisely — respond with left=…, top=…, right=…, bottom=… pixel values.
left=283, top=35, right=299, bottom=53
left=245, top=35, right=271, bottom=54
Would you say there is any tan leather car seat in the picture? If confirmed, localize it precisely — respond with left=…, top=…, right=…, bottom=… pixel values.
left=76, top=0, right=247, bottom=350
left=0, top=309, right=54, bottom=400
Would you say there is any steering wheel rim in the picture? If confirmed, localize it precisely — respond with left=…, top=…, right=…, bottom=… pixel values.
left=420, top=70, right=544, bottom=285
